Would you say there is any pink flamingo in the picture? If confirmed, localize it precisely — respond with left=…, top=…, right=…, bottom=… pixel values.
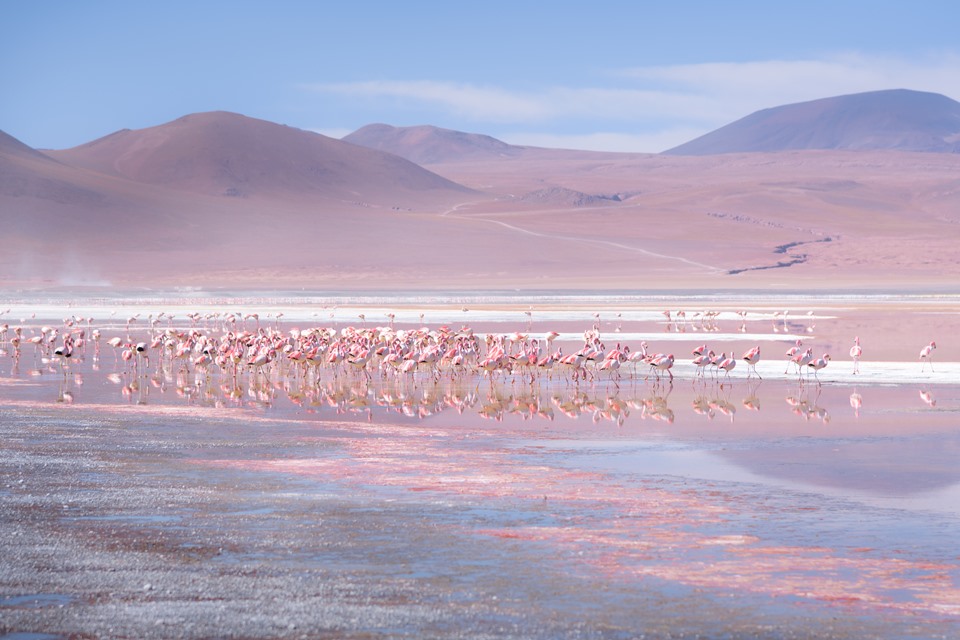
left=248, top=348, right=274, bottom=380
left=557, top=351, right=586, bottom=382
left=850, top=337, right=862, bottom=374
left=53, top=336, right=74, bottom=376
left=920, top=341, right=936, bottom=372
left=806, top=354, right=831, bottom=383
left=692, top=350, right=714, bottom=378
left=717, top=353, right=737, bottom=379
left=536, top=350, right=559, bottom=378
left=651, top=353, right=675, bottom=383
left=121, top=347, right=134, bottom=372
left=625, top=341, right=648, bottom=375
left=597, top=356, right=621, bottom=386
left=741, top=346, right=761, bottom=379
left=793, top=347, right=813, bottom=380
left=784, top=339, right=803, bottom=374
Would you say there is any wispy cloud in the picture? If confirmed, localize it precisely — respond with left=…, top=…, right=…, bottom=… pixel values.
left=617, top=52, right=960, bottom=122
left=305, top=80, right=718, bottom=125
left=306, top=80, right=548, bottom=121
left=304, top=52, right=960, bottom=152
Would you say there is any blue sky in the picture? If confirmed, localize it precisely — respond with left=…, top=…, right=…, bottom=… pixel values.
left=4, top=1, right=960, bottom=152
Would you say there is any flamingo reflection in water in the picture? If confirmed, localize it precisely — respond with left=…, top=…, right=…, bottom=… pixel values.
left=786, top=384, right=830, bottom=424
left=849, top=391, right=863, bottom=418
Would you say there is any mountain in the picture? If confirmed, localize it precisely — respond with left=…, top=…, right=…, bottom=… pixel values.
left=4, top=102, right=960, bottom=291
left=1, top=129, right=60, bottom=162
left=664, top=89, right=960, bottom=155
left=45, top=112, right=474, bottom=203
left=0, top=128, right=124, bottom=222
left=1, top=115, right=479, bottom=286
left=343, top=123, right=524, bottom=164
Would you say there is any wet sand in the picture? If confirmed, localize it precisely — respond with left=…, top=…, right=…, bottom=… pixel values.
left=2, top=294, right=960, bottom=638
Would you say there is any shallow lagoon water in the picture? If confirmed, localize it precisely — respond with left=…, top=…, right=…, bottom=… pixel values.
left=2, top=292, right=960, bottom=638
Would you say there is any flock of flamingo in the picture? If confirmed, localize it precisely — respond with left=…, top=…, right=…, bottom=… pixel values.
left=0, top=307, right=946, bottom=426
left=0, top=307, right=941, bottom=389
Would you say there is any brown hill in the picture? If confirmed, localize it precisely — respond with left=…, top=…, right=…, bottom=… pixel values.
left=0, top=129, right=89, bottom=204
left=343, top=123, right=524, bottom=164
left=664, top=89, right=960, bottom=155
left=0, top=118, right=483, bottom=287
left=46, top=112, right=475, bottom=205
left=1, top=129, right=60, bottom=162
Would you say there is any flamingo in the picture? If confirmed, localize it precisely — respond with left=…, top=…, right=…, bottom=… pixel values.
left=793, top=348, right=813, bottom=379
left=536, top=349, right=558, bottom=379
left=625, top=341, right=649, bottom=374
left=543, top=330, right=560, bottom=349
left=53, top=336, right=74, bottom=377
left=248, top=348, right=274, bottom=379
left=920, top=341, right=936, bottom=372
left=741, top=346, right=761, bottom=379
left=806, top=354, right=831, bottom=383
left=557, top=352, right=586, bottom=382
left=134, top=342, right=149, bottom=371
left=717, top=353, right=737, bottom=379
left=850, top=337, right=862, bottom=374
left=26, top=335, right=44, bottom=362
left=121, top=347, right=134, bottom=371
left=651, top=353, right=675, bottom=383
left=784, top=339, right=803, bottom=374
left=597, top=356, right=621, bottom=386
left=692, top=350, right=714, bottom=378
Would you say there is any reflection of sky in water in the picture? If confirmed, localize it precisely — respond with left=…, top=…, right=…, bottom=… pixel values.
left=549, top=439, right=960, bottom=516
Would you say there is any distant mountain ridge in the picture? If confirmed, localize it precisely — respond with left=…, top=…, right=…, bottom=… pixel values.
left=0, top=114, right=479, bottom=284
left=664, top=89, right=960, bottom=155
left=44, top=111, right=473, bottom=200
left=5, top=93, right=960, bottom=289
left=343, top=123, right=524, bottom=164
left=1, top=129, right=63, bottom=163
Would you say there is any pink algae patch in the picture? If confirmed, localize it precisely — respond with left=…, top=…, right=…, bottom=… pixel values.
left=193, top=424, right=960, bottom=620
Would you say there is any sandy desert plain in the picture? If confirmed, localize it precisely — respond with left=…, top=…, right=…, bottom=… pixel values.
left=3, top=115, right=960, bottom=638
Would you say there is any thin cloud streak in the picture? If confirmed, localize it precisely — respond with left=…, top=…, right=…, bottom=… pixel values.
left=305, top=53, right=960, bottom=152
left=307, top=80, right=548, bottom=121
left=306, top=81, right=721, bottom=124
left=619, top=52, right=960, bottom=119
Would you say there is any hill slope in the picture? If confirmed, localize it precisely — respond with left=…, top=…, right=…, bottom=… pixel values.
left=1, top=116, right=482, bottom=286
left=664, top=89, right=960, bottom=155
left=343, top=123, right=524, bottom=164
left=46, top=112, right=475, bottom=204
